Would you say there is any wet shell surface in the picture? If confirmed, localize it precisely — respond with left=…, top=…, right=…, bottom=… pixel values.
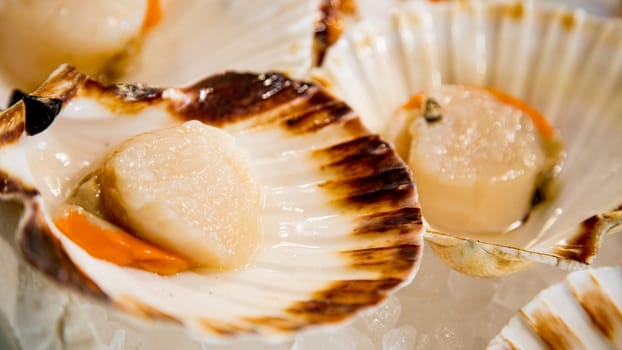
left=488, top=264, right=622, bottom=349
left=314, top=0, right=622, bottom=276
left=0, top=65, right=422, bottom=341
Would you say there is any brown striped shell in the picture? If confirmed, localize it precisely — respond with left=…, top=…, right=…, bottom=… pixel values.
left=0, top=64, right=422, bottom=341
left=488, top=264, right=622, bottom=349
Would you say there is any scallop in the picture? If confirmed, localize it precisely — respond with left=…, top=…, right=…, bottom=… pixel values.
left=0, top=65, right=422, bottom=341
left=488, top=264, right=622, bottom=349
left=98, top=121, right=263, bottom=269
left=0, top=0, right=160, bottom=91
left=313, top=0, right=622, bottom=276
left=0, top=0, right=316, bottom=103
left=396, top=85, right=562, bottom=237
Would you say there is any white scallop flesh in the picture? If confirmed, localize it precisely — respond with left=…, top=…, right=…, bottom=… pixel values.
left=405, top=85, right=548, bottom=236
left=100, top=120, right=262, bottom=269
left=0, top=0, right=147, bottom=90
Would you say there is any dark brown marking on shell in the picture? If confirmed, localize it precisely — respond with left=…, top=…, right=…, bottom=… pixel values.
left=508, top=2, right=525, bottom=20
left=321, top=167, right=413, bottom=200
left=199, top=320, right=259, bottom=336
left=240, top=86, right=336, bottom=130
left=286, top=278, right=401, bottom=324
left=314, top=0, right=344, bottom=66
left=498, top=336, right=520, bottom=350
left=313, top=132, right=417, bottom=213
left=574, top=276, right=622, bottom=343
left=86, top=81, right=164, bottom=102
left=314, top=135, right=405, bottom=180
left=0, top=170, right=38, bottom=197
left=172, top=71, right=312, bottom=127
left=19, top=203, right=106, bottom=300
left=315, top=278, right=402, bottom=305
left=31, top=65, right=85, bottom=104
left=0, top=105, right=25, bottom=146
left=283, top=101, right=352, bottom=134
left=79, top=80, right=164, bottom=115
left=521, top=309, right=584, bottom=350
left=118, top=297, right=180, bottom=324
left=242, top=316, right=304, bottom=332
left=354, top=207, right=422, bottom=236
left=561, top=13, right=576, bottom=30
left=333, top=181, right=416, bottom=213
left=553, top=215, right=601, bottom=263
left=342, top=244, right=420, bottom=275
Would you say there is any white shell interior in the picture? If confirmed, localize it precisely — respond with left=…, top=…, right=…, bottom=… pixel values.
left=124, top=0, right=317, bottom=85
left=314, top=0, right=622, bottom=271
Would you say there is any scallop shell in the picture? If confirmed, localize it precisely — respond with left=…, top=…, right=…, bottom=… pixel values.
left=124, top=0, right=317, bottom=85
left=488, top=264, right=622, bottom=349
left=313, top=0, right=622, bottom=276
left=0, top=65, right=422, bottom=341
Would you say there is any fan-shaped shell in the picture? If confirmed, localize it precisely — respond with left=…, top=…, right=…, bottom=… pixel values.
left=313, top=0, right=622, bottom=276
left=0, top=65, right=422, bottom=341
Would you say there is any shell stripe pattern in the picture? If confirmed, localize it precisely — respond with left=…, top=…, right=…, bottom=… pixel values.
left=489, top=266, right=622, bottom=349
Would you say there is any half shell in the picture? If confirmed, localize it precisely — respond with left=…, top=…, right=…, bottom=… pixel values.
left=0, top=65, right=422, bottom=341
left=488, top=264, right=622, bottom=349
left=313, top=0, right=622, bottom=276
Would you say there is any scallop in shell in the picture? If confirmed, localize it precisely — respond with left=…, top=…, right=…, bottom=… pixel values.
left=488, top=264, right=622, bottom=349
left=313, top=0, right=622, bottom=277
left=0, top=0, right=317, bottom=102
left=0, top=65, right=422, bottom=341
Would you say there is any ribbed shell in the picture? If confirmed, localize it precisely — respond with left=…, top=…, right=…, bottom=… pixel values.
left=0, top=65, right=422, bottom=341
left=313, top=0, right=622, bottom=277
left=488, top=265, right=622, bottom=349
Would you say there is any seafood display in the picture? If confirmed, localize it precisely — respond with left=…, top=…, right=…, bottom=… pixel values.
left=0, top=0, right=621, bottom=348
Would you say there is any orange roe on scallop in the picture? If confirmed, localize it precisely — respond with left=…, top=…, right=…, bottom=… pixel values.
left=141, top=0, right=162, bottom=33
left=55, top=207, right=194, bottom=275
left=401, top=86, right=554, bottom=139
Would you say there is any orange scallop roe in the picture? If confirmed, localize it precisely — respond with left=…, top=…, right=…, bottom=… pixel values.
left=141, top=0, right=162, bottom=33
left=55, top=207, right=194, bottom=275
left=401, top=86, right=554, bottom=139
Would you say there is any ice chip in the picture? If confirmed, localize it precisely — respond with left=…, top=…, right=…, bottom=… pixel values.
left=383, top=325, right=417, bottom=350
